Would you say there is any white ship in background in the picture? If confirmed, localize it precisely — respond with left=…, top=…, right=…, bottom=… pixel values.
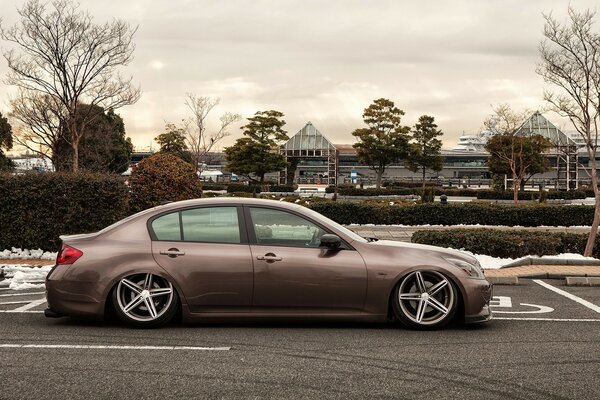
left=451, top=128, right=496, bottom=153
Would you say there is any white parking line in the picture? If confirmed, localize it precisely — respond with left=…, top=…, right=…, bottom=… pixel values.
left=533, top=279, right=600, bottom=314
left=12, top=298, right=46, bottom=312
left=0, top=344, right=231, bottom=351
left=0, top=301, right=32, bottom=305
left=0, top=292, right=45, bottom=297
left=495, top=317, right=600, bottom=322
left=0, top=310, right=42, bottom=313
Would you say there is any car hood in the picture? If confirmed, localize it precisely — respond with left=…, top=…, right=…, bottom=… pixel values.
left=368, top=239, right=479, bottom=265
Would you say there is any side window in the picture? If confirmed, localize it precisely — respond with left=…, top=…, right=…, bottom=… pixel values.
left=249, top=207, right=327, bottom=247
left=181, top=207, right=240, bottom=244
left=151, top=212, right=181, bottom=241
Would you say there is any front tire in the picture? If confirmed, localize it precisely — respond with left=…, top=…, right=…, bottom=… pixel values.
left=392, top=270, right=458, bottom=329
left=112, top=272, right=178, bottom=328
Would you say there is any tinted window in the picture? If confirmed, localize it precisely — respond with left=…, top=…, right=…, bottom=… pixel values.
left=249, top=207, right=327, bottom=247
left=151, top=212, right=181, bottom=241
left=181, top=207, right=240, bottom=243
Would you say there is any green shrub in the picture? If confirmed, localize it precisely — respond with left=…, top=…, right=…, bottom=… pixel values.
left=226, top=183, right=261, bottom=193
left=129, top=153, right=202, bottom=212
left=476, top=190, right=540, bottom=200
left=546, top=190, right=587, bottom=200
left=307, top=202, right=594, bottom=226
left=201, top=183, right=227, bottom=191
left=420, top=187, right=435, bottom=203
left=383, top=181, right=441, bottom=188
left=411, top=228, right=596, bottom=258
left=0, top=172, right=129, bottom=251
left=268, top=185, right=296, bottom=192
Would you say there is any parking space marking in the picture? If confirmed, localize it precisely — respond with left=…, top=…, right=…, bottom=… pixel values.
left=490, top=296, right=512, bottom=307
left=490, top=296, right=554, bottom=314
left=12, top=298, right=46, bottom=312
left=495, top=317, right=600, bottom=322
left=0, top=344, right=231, bottom=351
left=0, top=310, right=43, bottom=313
left=0, top=292, right=45, bottom=297
left=533, top=279, right=600, bottom=314
left=0, top=301, right=33, bottom=305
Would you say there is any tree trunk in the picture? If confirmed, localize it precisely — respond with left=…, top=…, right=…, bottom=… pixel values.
left=584, top=154, right=600, bottom=256
left=69, top=116, right=79, bottom=172
left=71, top=137, right=79, bottom=173
left=375, top=170, right=382, bottom=189
left=422, top=166, right=426, bottom=191
left=512, top=173, right=519, bottom=206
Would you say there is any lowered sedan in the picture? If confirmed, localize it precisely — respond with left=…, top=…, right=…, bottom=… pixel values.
left=45, top=198, right=492, bottom=329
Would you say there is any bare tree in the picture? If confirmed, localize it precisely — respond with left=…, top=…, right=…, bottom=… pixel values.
left=184, top=93, right=241, bottom=173
left=0, top=0, right=140, bottom=171
left=9, top=89, right=64, bottom=166
left=538, top=7, right=600, bottom=256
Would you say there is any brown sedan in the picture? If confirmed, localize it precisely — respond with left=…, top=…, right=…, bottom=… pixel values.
left=45, top=198, right=492, bottom=329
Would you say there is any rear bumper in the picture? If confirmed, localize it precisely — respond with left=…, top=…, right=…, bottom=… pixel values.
left=44, top=307, right=65, bottom=318
left=45, top=270, right=106, bottom=320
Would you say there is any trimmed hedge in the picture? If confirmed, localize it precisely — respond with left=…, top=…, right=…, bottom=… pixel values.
left=201, top=183, right=227, bottom=191
left=226, top=184, right=295, bottom=193
left=0, top=172, right=129, bottom=251
left=325, top=187, right=589, bottom=200
left=307, top=202, right=594, bottom=226
left=411, top=228, right=597, bottom=258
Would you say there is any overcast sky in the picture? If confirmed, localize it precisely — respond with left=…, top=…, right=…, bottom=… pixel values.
left=1, top=0, right=598, bottom=152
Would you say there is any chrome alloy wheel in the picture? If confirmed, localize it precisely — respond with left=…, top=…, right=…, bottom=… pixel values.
left=397, top=270, right=455, bottom=326
left=116, top=273, right=174, bottom=322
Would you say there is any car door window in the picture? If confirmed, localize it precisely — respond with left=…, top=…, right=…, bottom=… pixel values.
left=181, top=207, right=240, bottom=243
left=151, top=211, right=181, bottom=241
left=249, top=207, right=327, bottom=247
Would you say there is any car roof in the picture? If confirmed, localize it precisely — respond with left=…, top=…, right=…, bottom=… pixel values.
left=155, top=197, right=304, bottom=212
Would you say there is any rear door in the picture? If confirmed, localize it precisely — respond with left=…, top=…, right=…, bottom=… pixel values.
left=150, top=205, right=254, bottom=313
left=246, top=206, right=367, bottom=313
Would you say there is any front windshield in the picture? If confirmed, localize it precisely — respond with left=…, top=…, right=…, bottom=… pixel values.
left=300, top=206, right=368, bottom=243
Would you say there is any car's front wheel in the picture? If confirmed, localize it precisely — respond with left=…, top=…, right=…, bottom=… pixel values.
left=392, top=270, right=458, bottom=329
left=112, top=272, right=178, bottom=328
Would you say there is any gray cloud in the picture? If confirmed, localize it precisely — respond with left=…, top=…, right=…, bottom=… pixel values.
left=0, top=0, right=596, bottom=151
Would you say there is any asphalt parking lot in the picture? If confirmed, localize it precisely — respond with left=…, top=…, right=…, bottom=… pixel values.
left=1, top=279, right=599, bottom=399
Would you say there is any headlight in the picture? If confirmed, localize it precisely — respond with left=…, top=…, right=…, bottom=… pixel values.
left=443, top=257, right=485, bottom=279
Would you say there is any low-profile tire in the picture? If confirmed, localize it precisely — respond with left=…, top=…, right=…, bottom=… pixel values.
left=112, top=272, right=178, bottom=328
left=392, top=270, right=458, bottom=330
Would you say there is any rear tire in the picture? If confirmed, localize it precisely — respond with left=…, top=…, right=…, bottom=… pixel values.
left=112, top=272, right=178, bottom=328
left=392, top=270, right=458, bottom=330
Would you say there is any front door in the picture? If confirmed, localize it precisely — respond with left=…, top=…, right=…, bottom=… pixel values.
left=150, top=205, right=253, bottom=313
left=246, top=206, right=367, bottom=313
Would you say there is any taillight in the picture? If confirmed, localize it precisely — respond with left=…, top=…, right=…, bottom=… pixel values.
left=56, top=244, right=83, bottom=265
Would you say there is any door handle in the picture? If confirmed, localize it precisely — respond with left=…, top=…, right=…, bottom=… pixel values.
left=160, top=248, right=185, bottom=257
left=257, top=254, right=282, bottom=262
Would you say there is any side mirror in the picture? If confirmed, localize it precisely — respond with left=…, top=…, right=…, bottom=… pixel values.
left=319, top=234, right=342, bottom=249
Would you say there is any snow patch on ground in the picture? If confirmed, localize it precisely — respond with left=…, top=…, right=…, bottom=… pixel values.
left=1, top=265, right=52, bottom=290
left=453, top=251, right=598, bottom=269
left=0, top=247, right=57, bottom=260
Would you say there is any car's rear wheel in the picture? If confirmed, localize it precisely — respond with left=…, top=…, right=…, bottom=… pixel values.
left=392, top=270, right=457, bottom=329
left=112, top=273, right=178, bottom=328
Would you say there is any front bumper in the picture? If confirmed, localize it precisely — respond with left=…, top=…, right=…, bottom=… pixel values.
left=463, top=278, right=493, bottom=324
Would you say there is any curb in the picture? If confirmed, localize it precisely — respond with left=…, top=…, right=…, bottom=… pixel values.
left=565, top=277, right=600, bottom=286
left=501, top=257, right=600, bottom=268
left=486, top=276, right=519, bottom=285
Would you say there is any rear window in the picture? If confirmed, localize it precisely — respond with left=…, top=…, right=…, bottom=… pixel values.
left=150, top=207, right=241, bottom=244
left=151, top=212, right=181, bottom=241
